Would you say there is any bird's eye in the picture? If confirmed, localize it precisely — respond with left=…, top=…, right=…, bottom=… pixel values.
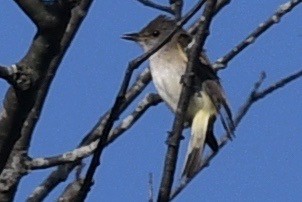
left=152, top=30, right=160, bottom=37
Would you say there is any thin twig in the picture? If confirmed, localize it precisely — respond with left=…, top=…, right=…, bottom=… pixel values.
left=170, top=0, right=183, bottom=20
left=77, top=85, right=158, bottom=199
left=148, top=173, right=154, bottom=202
left=137, top=0, right=174, bottom=14
left=213, top=0, right=302, bottom=70
left=255, top=69, right=302, bottom=99
left=188, top=0, right=231, bottom=35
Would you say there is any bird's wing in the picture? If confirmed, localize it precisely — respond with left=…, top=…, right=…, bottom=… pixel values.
left=202, top=80, right=235, bottom=139
left=177, top=32, right=234, bottom=137
left=177, top=32, right=218, bottom=80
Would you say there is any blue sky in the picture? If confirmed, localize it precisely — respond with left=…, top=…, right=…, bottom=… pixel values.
left=0, top=1, right=302, bottom=201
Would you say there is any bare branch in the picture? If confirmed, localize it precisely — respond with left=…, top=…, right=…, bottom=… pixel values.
left=137, top=0, right=183, bottom=19
left=214, top=0, right=231, bottom=15
left=0, top=65, right=10, bottom=82
left=148, top=173, right=154, bottom=202
left=29, top=93, right=161, bottom=170
left=14, top=0, right=76, bottom=29
left=213, top=0, right=302, bottom=70
left=29, top=142, right=97, bottom=170
left=57, top=179, right=84, bottom=202
left=105, top=93, right=161, bottom=145
left=170, top=0, right=183, bottom=20
left=137, top=0, right=174, bottom=14
left=14, top=0, right=47, bottom=27
left=255, top=69, right=302, bottom=99
left=171, top=69, right=302, bottom=199
left=188, top=0, right=231, bottom=35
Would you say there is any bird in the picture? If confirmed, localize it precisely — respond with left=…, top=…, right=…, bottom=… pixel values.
left=122, top=15, right=234, bottom=179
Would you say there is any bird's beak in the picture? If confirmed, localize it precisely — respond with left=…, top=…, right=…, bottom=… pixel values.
left=121, top=33, right=140, bottom=42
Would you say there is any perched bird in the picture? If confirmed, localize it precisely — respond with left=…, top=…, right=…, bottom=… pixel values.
left=122, top=15, right=233, bottom=179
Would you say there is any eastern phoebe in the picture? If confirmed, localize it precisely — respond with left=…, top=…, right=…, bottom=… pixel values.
left=122, top=15, right=233, bottom=178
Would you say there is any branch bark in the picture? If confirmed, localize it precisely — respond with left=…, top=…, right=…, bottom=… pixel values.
left=0, top=0, right=93, bottom=201
left=213, top=0, right=302, bottom=70
left=137, top=0, right=174, bottom=14
left=28, top=93, right=161, bottom=170
left=0, top=1, right=71, bottom=176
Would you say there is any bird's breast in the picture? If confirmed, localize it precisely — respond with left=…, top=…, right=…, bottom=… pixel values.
left=149, top=52, right=185, bottom=112
left=149, top=51, right=216, bottom=121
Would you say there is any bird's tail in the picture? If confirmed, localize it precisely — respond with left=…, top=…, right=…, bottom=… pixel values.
left=182, top=109, right=216, bottom=179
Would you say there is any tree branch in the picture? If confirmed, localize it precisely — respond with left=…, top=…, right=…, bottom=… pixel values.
left=136, top=0, right=174, bottom=14
left=170, top=0, right=183, bottom=20
left=14, top=0, right=47, bottom=27
left=28, top=93, right=161, bottom=170
left=149, top=173, right=154, bottom=202
left=0, top=0, right=93, bottom=201
left=213, top=0, right=302, bottom=70
left=188, top=0, right=231, bottom=35
left=255, top=69, right=302, bottom=99
left=214, top=0, right=231, bottom=15
left=14, top=0, right=74, bottom=29
left=0, top=65, right=10, bottom=81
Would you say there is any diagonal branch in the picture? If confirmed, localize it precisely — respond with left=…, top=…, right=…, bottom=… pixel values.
left=28, top=93, right=161, bottom=170
left=213, top=0, right=302, bottom=70
left=14, top=0, right=73, bottom=29
left=136, top=0, right=174, bottom=14
left=188, top=0, right=231, bottom=35
left=214, top=0, right=231, bottom=14
left=0, top=65, right=10, bottom=81
left=14, top=0, right=46, bottom=27
left=255, top=69, right=302, bottom=99
left=170, top=0, right=184, bottom=20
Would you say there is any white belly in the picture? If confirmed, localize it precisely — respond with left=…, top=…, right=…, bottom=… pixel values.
left=149, top=51, right=209, bottom=120
left=150, top=52, right=183, bottom=110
